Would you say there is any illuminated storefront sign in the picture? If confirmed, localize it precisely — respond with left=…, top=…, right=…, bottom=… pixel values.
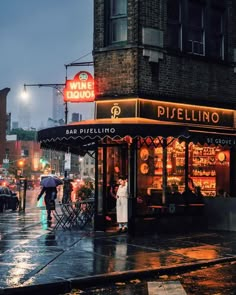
left=96, top=99, right=234, bottom=128
left=206, top=137, right=236, bottom=145
left=66, top=127, right=116, bottom=135
left=64, top=71, right=95, bottom=102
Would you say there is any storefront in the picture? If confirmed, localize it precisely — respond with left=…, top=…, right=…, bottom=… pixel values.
left=37, top=99, right=236, bottom=233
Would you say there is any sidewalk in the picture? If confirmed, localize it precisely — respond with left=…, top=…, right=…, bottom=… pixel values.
left=0, top=207, right=236, bottom=294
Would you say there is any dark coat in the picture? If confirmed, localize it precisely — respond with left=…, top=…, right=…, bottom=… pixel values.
left=38, top=187, right=57, bottom=210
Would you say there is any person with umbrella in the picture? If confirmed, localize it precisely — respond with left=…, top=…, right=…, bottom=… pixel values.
left=37, top=176, right=63, bottom=221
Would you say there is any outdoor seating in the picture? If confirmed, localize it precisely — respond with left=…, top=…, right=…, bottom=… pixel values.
left=53, top=199, right=95, bottom=230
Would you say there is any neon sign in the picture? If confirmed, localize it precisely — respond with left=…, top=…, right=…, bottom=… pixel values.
left=64, top=71, right=95, bottom=102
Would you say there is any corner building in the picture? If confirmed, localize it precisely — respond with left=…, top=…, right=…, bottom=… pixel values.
left=39, top=1, right=236, bottom=233
left=92, top=0, right=236, bottom=230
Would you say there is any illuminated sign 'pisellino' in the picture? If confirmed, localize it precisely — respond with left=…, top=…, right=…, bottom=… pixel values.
left=157, top=106, right=219, bottom=124
left=64, top=71, right=95, bottom=103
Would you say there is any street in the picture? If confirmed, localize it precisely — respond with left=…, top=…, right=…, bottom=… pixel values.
left=65, top=261, right=236, bottom=295
left=2, top=187, right=234, bottom=295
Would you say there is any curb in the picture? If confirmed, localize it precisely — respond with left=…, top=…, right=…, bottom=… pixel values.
left=1, top=256, right=236, bottom=295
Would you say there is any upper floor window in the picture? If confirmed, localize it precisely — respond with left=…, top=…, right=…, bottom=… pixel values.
left=167, top=0, right=225, bottom=60
left=187, top=1, right=205, bottom=55
left=167, top=0, right=182, bottom=50
left=210, top=7, right=224, bottom=59
left=106, top=0, right=127, bottom=45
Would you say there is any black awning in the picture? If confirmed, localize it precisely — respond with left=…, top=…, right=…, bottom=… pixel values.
left=37, top=118, right=189, bottom=154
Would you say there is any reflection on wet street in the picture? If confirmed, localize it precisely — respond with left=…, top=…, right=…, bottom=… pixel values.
left=0, top=188, right=235, bottom=293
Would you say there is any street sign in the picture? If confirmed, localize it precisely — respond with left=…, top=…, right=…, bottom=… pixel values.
left=64, top=153, right=71, bottom=170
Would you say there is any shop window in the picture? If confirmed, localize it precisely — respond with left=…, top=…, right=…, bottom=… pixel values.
left=137, top=138, right=186, bottom=216
left=136, top=137, right=231, bottom=217
left=189, top=144, right=230, bottom=197
left=105, top=0, right=127, bottom=45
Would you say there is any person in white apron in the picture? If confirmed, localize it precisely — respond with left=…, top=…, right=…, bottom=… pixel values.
left=116, top=176, right=128, bottom=233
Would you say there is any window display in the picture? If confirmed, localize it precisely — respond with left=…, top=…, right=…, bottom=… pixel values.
left=137, top=138, right=230, bottom=205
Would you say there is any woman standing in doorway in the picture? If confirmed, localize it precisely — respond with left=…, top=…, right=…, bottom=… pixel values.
left=116, top=176, right=128, bottom=233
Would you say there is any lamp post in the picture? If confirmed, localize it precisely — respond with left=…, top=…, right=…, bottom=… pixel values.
left=23, top=83, right=68, bottom=124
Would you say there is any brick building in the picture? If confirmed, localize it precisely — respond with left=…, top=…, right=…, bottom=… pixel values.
left=38, top=0, right=236, bottom=232
left=0, top=88, right=10, bottom=168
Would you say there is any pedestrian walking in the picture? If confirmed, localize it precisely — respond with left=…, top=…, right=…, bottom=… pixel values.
left=38, top=176, right=63, bottom=221
left=37, top=186, right=57, bottom=221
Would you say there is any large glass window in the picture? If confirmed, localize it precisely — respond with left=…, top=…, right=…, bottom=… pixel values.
left=108, top=0, right=127, bottom=44
left=136, top=138, right=230, bottom=216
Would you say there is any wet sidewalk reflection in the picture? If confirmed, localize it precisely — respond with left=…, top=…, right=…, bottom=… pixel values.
left=0, top=204, right=235, bottom=292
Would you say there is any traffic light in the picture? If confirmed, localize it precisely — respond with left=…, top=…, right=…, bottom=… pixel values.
left=40, top=158, right=50, bottom=169
left=18, top=159, right=24, bottom=167
left=40, top=158, right=46, bottom=165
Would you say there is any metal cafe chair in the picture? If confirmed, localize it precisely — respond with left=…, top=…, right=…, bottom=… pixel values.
left=75, top=199, right=95, bottom=229
left=53, top=200, right=95, bottom=230
left=53, top=202, right=78, bottom=230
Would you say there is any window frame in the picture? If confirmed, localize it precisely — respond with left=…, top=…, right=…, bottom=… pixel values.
left=187, top=0, right=206, bottom=56
left=105, top=0, right=128, bottom=46
left=167, top=0, right=182, bottom=51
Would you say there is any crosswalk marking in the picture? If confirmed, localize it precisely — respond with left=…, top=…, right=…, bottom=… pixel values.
left=148, top=281, right=187, bottom=295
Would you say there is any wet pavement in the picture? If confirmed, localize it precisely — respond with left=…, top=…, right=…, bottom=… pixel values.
left=0, top=195, right=236, bottom=294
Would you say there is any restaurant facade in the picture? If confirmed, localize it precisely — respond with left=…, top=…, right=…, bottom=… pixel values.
left=38, top=97, right=236, bottom=232
left=38, top=0, right=236, bottom=233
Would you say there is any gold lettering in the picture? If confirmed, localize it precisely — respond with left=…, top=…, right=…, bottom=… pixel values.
left=192, top=110, right=198, bottom=122
left=170, top=108, right=176, bottom=119
left=154, top=103, right=221, bottom=125
left=211, top=112, right=219, bottom=124
left=184, top=109, right=191, bottom=121
left=166, top=106, right=170, bottom=118
left=157, top=106, right=165, bottom=118
left=203, top=111, right=210, bottom=122
left=177, top=108, right=183, bottom=120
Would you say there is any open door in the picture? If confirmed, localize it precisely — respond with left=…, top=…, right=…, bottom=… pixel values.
left=95, top=144, right=128, bottom=231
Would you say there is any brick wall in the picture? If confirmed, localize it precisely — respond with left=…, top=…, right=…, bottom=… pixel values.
left=94, top=0, right=236, bottom=108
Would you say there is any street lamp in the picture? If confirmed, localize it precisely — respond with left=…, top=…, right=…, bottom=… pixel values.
left=22, top=83, right=68, bottom=124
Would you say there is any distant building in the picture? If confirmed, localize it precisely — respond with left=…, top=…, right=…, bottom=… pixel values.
left=6, top=112, right=11, bottom=134
left=12, top=121, right=19, bottom=129
left=0, top=88, right=10, bottom=166
left=52, top=87, right=65, bottom=123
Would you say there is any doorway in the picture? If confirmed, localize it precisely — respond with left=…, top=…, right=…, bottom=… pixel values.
left=95, top=143, right=128, bottom=231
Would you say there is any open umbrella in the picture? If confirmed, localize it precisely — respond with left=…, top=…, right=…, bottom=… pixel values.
left=40, top=176, right=63, bottom=188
